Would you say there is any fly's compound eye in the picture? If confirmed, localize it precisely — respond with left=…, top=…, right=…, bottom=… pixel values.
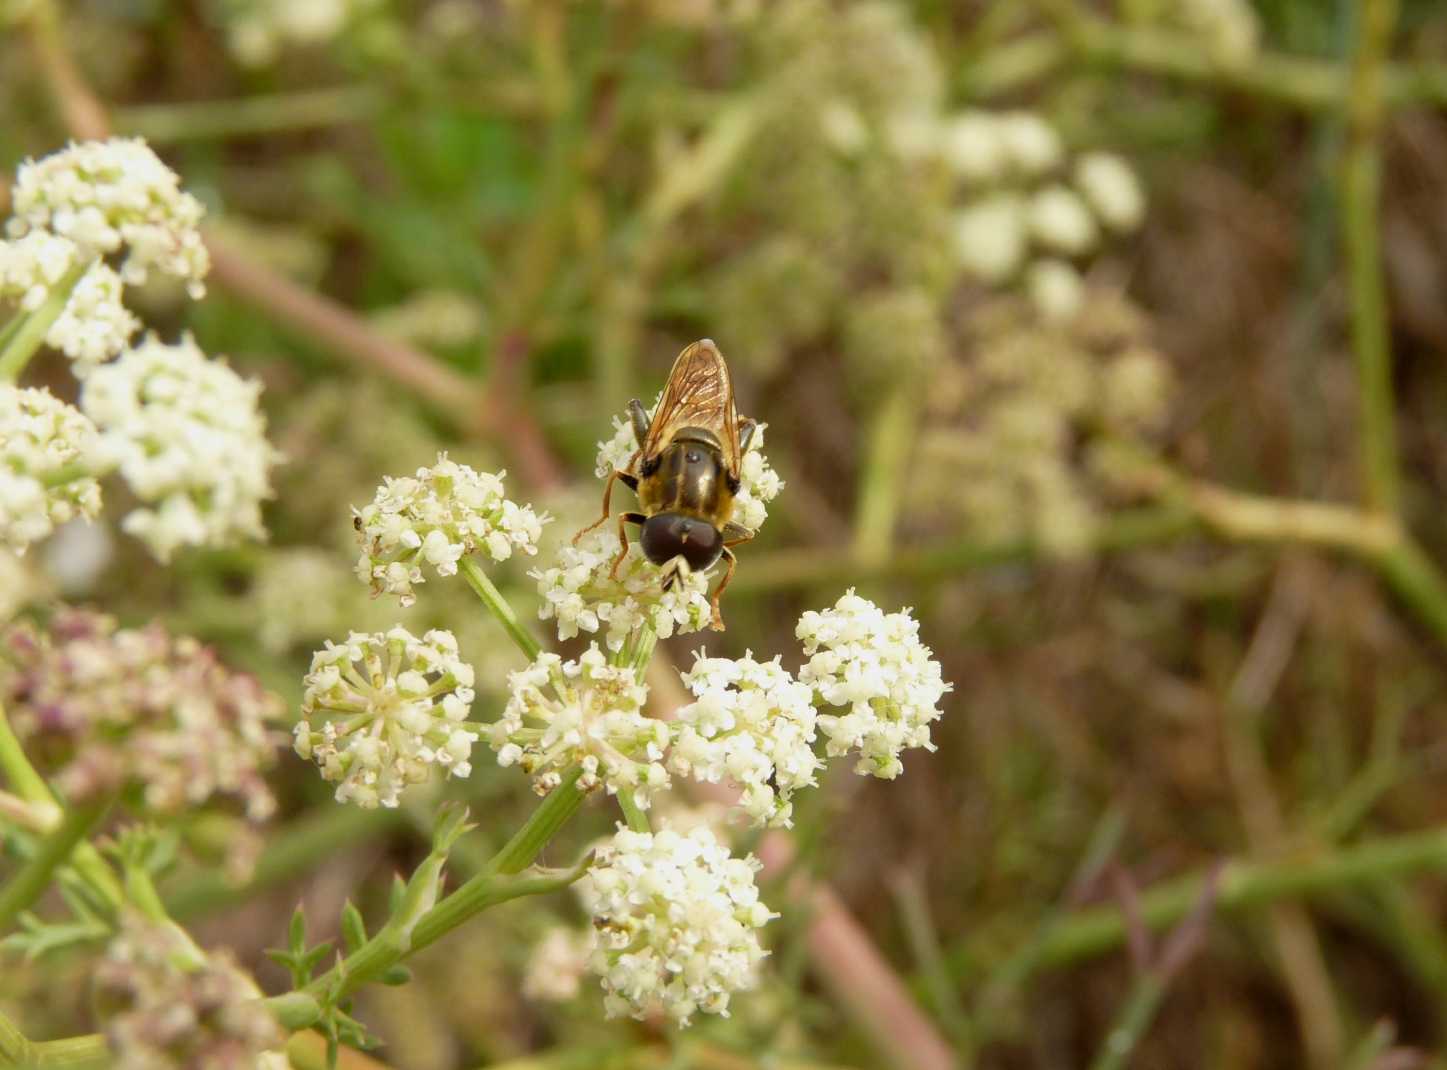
left=641, top=512, right=723, bottom=571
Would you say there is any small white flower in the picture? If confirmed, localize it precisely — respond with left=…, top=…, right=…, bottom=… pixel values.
left=797, top=590, right=951, bottom=779
left=7, top=138, right=209, bottom=297
left=0, top=230, right=81, bottom=311
left=670, top=652, right=820, bottom=828
left=996, top=111, right=1064, bottom=176
left=1026, top=259, right=1086, bottom=323
left=577, top=825, right=773, bottom=1025
left=295, top=627, right=478, bottom=808
left=0, top=386, right=104, bottom=554
left=48, top=263, right=141, bottom=376
left=488, top=644, right=669, bottom=805
left=953, top=195, right=1027, bottom=283
left=1028, top=185, right=1099, bottom=255
left=354, top=453, right=547, bottom=607
left=1073, top=152, right=1146, bottom=233
left=939, top=111, right=1005, bottom=183
left=81, top=334, right=280, bottom=562
left=523, top=926, right=594, bottom=1003
left=818, top=98, right=869, bottom=155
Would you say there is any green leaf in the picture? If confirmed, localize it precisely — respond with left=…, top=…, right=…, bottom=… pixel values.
left=341, top=901, right=367, bottom=953
left=289, top=904, right=307, bottom=955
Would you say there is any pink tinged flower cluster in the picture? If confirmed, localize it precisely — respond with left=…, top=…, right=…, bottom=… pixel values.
left=296, top=627, right=478, bottom=808
left=95, top=914, right=281, bottom=1070
left=0, top=609, right=283, bottom=819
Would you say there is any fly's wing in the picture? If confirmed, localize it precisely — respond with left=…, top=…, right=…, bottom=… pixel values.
left=640, top=339, right=741, bottom=474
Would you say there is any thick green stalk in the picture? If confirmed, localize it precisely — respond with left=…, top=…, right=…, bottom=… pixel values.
left=1341, top=0, right=1401, bottom=516
left=0, top=703, right=122, bottom=911
left=459, top=557, right=542, bottom=661
left=0, top=260, right=90, bottom=381
left=0, top=1009, right=36, bottom=1066
left=24, top=1033, right=109, bottom=1067
left=297, top=768, right=588, bottom=1004
left=0, top=796, right=112, bottom=933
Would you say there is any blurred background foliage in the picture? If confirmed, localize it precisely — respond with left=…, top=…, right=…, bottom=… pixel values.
left=5, top=0, right=1447, bottom=1067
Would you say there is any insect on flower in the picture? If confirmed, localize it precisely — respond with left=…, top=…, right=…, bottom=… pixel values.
left=575, top=340, right=756, bottom=631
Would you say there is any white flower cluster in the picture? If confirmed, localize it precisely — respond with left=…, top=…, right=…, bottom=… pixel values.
left=354, top=453, right=547, bottom=607
left=7, top=138, right=209, bottom=295
left=81, top=334, right=280, bottom=562
left=926, top=110, right=1144, bottom=322
left=578, top=825, right=773, bottom=1025
left=223, top=0, right=377, bottom=67
left=533, top=527, right=714, bottom=651
left=489, top=644, right=669, bottom=805
left=535, top=403, right=783, bottom=649
left=670, top=653, right=820, bottom=828
left=0, top=231, right=140, bottom=377
left=0, top=386, right=103, bottom=553
left=295, top=627, right=478, bottom=808
left=797, top=590, right=951, bottom=779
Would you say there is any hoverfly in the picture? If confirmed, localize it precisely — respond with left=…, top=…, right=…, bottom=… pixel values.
left=574, top=339, right=756, bottom=631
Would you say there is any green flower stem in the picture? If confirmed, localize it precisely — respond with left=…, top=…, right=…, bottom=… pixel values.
left=459, top=557, right=542, bottom=661
left=616, top=788, right=651, bottom=834
left=0, top=703, right=122, bottom=912
left=24, top=1033, right=109, bottom=1067
left=0, top=260, right=91, bottom=382
left=1087, top=976, right=1167, bottom=1070
left=0, top=1008, right=37, bottom=1066
left=115, top=87, right=383, bottom=142
left=296, top=767, right=588, bottom=1006
left=957, top=823, right=1447, bottom=988
left=1342, top=0, right=1401, bottom=516
left=1039, top=8, right=1447, bottom=112
left=630, top=623, right=657, bottom=682
left=851, top=382, right=920, bottom=568
left=0, top=795, right=113, bottom=933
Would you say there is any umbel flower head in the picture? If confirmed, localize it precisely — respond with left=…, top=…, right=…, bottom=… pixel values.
left=669, top=653, right=820, bottom=828
left=94, top=913, right=281, bottom=1070
left=6, top=137, right=209, bottom=296
left=0, top=609, right=282, bottom=819
left=797, top=590, right=951, bottom=779
left=354, top=453, right=547, bottom=607
left=488, top=644, right=669, bottom=805
left=81, top=333, right=281, bottom=562
left=533, top=404, right=783, bottom=650
left=577, top=824, right=774, bottom=1025
left=0, top=385, right=104, bottom=554
left=0, top=234, right=139, bottom=376
left=296, top=627, right=478, bottom=808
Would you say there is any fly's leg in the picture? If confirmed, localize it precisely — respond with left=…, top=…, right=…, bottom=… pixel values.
left=629, top=399, right=651, bottom=447
left=706, top=524, right=754, bottom=631
left=574, top=469, right=639, bottom=544
left=609, top=512, right=647, bottom=580
left=708, top=547, right=739, bottom=631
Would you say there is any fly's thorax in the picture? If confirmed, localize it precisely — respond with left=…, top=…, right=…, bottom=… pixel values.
left=637, top=431, right=736, bottom=526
